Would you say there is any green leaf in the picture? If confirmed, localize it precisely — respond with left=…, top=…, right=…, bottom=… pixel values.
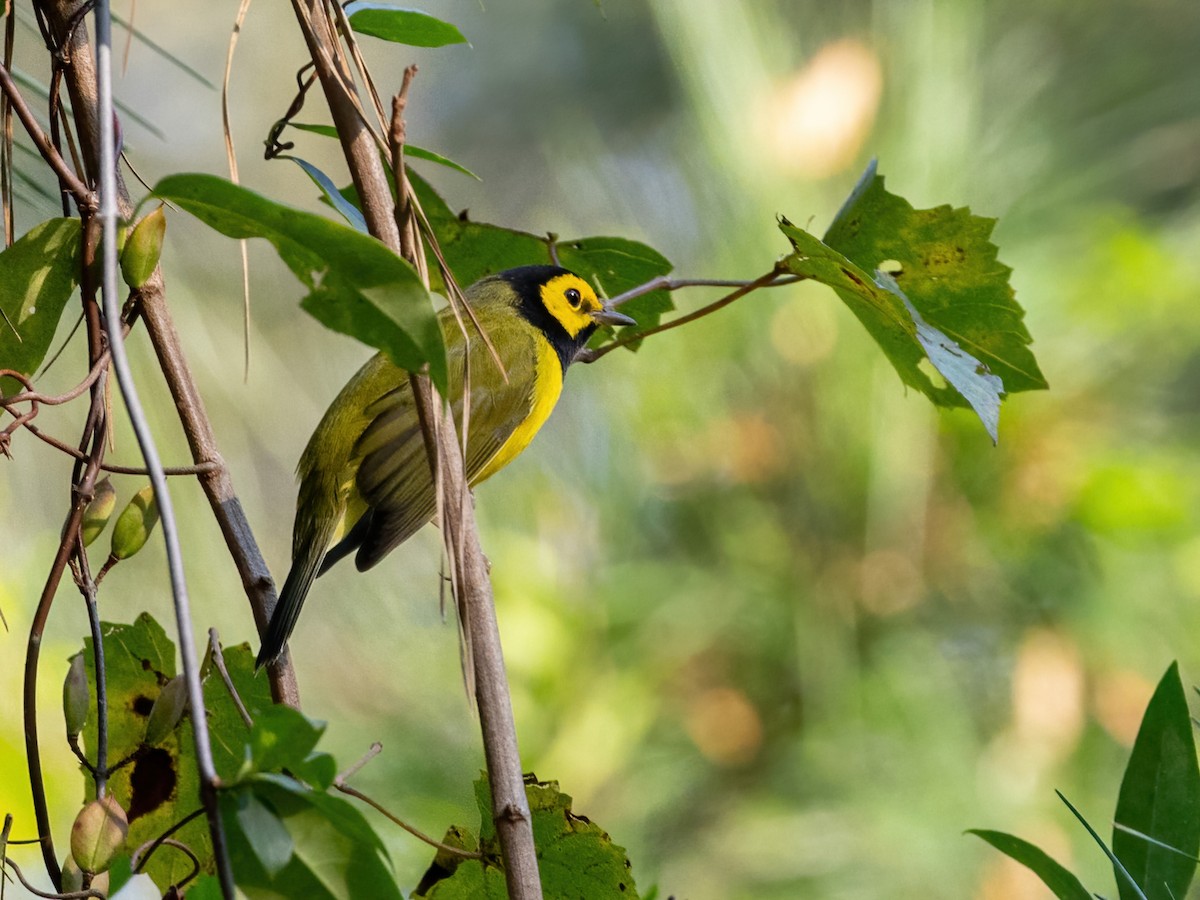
left=245, top=705, right=327, bottom=776
left=418, top=775, right=639, bottom=898
left=1112, top=662, right=1200, bottom=900
left=225, top=777, right=401, bottom=900
left=231, top=790, right=294, bottom=877
left=782, top=161, right=1046, bottom=440
left=835, top=164, right=1043, bottom=381
left=287, top=157, right=368, bottom=233
left=1058, top=791, right=1149, bottom=900
left=290, top=751, right=339, bottom=791
left=969, top=830, right=1091, bottom=900
left=344, top=3, right=469, bottom=47
left=152, top=173, right=447, bottom=393
left=0, top=217, right=82, bottom=394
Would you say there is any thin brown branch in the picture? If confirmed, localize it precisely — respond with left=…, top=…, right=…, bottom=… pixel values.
left=334, top=782, right=484, bottom=860
left=207, top=629, right=253, bottom=729
left=289, top=8, right=541, bottom=887
left=0, top=857, right=105, bottom=900
left=335, top=740, right=383, bottom=783
left=20, top=425, right=219, bottom=474
left=576, top=266, right=794, bottom=364
left=135, top=274, right=301, bottom=709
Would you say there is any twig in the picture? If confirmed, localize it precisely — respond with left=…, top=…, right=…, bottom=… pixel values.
left=0, top=352, right=110, bottom=408
left=0, top=857, right=105, bottom=900
left=207, top=629, right=252, bottom=729
left=20, top=424, right=219, bottom=474
left=331, top=745, right=482, bottom=859
left=335, top=782, right=484, bottom=860
left=23, top=414, right=106, bottom=889
left=93, top=3, right=234, bottom=897
left=388, top=87, right=541, bottom=898
left=289, top=4, right=542, bottom=887
left=576, top=266, right=793, bottom=364
left=334, top=741, right=382, bottom=784
left=221, top=0, right=254, bottom=379
left=605, top=273, right=802, bottom=309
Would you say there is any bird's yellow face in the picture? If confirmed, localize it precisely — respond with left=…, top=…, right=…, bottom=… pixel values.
left=538, top=273, right=605, bottom=339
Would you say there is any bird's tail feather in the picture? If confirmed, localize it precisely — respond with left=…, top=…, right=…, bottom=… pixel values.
left=256, top=551, right=324, bottom=669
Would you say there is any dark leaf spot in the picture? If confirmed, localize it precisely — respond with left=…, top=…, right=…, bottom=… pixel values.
left=127, top=747, right=176, bottom=822
left=132, top=695, right=154, bottom=716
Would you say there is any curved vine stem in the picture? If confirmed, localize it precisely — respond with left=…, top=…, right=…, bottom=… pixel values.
left=92, top=3, right=234, bottom=896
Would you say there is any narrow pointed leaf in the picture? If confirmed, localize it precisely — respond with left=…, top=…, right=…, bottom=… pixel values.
left=969, top=830, right=1091, bottom=900
left=1058, top=791, right=1149, bottom=900
left=1112, top=662, right=1200, bottom=900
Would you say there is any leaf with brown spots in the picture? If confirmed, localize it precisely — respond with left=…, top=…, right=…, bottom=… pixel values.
left=80, top=614, right=272, bottom=893
left=781, top=160, right=1047, bottom=442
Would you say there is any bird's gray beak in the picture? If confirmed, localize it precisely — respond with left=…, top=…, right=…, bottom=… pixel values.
left=591, top=306, right=636, bottom=327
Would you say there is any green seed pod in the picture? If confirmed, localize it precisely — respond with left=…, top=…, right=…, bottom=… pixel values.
left=81, top=477, right=117, bottom=547
left=144, top=675, right=189, bottom=746
left=70, top=795, right=128, bottom=874
left=120, top=205, right=166, bottom=290
left=110, top=484, right=159, bottom=560
left=63, top=654, right=89, bottom=738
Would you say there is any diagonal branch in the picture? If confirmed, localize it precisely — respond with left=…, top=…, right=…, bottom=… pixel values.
left=286, top=7, right=543, bottom=896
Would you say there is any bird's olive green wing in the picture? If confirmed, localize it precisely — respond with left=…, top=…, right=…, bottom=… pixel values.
left=349, top=313, right=543, bottom=571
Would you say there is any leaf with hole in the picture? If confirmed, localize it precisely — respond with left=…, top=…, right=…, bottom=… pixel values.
left=80, top=614, right=271, bottom=892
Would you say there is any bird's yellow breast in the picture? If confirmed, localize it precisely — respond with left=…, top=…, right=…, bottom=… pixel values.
left=471, top=330, right=564, bottom=485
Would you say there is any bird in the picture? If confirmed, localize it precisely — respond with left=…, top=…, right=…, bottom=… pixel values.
left=256, top=265, right=634, bottom=668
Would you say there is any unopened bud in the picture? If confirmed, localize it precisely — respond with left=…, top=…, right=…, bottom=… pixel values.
left=63, top=654, right=89, bottom=738
left=81, top=477, right=117, bottom=547
left=120, top=206, right=166, bottom=290
left=70, top=795, right=128, bottom=874
left=144, top=675, right=189, bottom=746
left=110, top=485, right=159, bottom=560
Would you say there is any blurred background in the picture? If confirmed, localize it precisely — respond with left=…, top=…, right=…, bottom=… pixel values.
left=4, top=0, right=1200, bottom=897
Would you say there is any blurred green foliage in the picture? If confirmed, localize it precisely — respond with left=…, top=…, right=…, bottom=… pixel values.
left=4, top=1, right=1200, bottom=898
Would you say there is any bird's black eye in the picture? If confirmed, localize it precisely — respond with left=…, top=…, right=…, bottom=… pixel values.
left=565, top=288, right=582, bottom=308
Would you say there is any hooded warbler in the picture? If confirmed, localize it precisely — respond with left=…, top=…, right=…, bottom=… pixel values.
left=257, top=265, right=633, bottom=667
